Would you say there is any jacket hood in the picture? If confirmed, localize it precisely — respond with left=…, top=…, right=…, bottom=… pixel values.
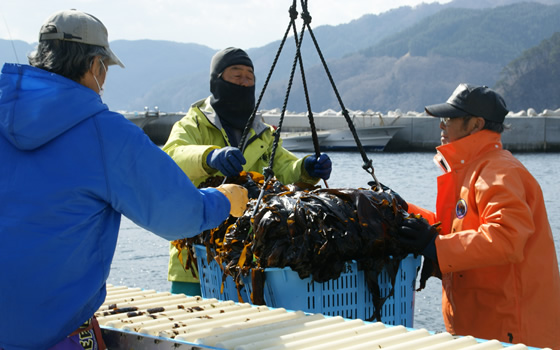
left=0, top=63, right=108, bottom=150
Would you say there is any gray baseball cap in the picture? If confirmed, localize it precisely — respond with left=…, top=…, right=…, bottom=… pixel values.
left=39, top=9, right=124, bottom=68
left=425, top=84, right=508, bottom=123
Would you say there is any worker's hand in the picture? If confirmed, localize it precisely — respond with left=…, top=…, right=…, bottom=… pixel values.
left=304, top=154, right=332, bottom=180
left=216, top=184, right=249, bottom=217
left=206, top=147, right=246, bottom=177
left=368, top=181, right=408, bottom=211
left=397, top=219, right=438, bottom=261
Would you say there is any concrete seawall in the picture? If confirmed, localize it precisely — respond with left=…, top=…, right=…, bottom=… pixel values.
left=261, top=113, right=560, bottom=152
left=126, top=111, right=560, bottom=152
left=385, top=116, right=560, bottom=152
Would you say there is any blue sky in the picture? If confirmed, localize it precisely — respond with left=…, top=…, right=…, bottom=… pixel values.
left=1, top=1, right=450, bottom=50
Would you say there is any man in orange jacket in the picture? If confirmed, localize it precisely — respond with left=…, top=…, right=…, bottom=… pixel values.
left=398, top=83, right=560, bottom=349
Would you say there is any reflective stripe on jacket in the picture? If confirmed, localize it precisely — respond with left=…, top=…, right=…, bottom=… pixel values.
left=409, top=130, right=560, bottom=349
left=163, top=97, right=318, bottom=283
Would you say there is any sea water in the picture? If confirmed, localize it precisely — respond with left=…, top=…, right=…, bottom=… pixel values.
left=107, top=151, right=560, bottom=332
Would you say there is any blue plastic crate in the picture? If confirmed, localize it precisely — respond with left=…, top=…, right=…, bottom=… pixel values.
left=194, top=244, right=421, bottom=327
left=195, top=245, right=241, bottom=301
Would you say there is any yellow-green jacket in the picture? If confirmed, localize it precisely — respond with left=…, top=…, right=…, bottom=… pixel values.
left=163, top=97, right=319, bottom=282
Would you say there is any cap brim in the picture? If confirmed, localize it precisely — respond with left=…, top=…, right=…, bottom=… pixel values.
left=425, top=102, right=470, bottom=118
left=106, top=47, right=125, bottom=68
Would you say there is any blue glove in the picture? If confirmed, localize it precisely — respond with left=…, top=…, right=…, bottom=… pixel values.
left=304, top=154, right=332, bottom=180
left=206, top=147, right=246, bottom=177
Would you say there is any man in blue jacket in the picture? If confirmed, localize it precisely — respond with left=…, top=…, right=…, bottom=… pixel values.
left=0, top=9, right=247, bottom=350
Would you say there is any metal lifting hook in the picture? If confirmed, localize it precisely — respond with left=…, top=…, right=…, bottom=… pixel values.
left=251, top=167, right=275, bottom=216
left=363, top=159, right=382, bottom=192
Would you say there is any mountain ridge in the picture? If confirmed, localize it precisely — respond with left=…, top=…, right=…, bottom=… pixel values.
left=1, top=0, right=559, bottom=113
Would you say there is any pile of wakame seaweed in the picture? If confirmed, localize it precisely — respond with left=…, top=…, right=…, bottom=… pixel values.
left=174, top=171, right=437, bottom=321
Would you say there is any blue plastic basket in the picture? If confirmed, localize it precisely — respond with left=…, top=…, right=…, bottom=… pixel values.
left=194, top=244, right=421, bottom=327
left=195, top=245, right=240, bottom=301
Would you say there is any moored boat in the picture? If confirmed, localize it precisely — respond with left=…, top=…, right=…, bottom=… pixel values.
left=279, top=131, right=330, bottom=151
left=122, top=108, right=185, bottom=145
left=281, top=125, right=403, bottom=152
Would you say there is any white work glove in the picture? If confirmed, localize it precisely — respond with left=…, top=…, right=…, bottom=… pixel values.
left=216, top=184, right=249, bottom=217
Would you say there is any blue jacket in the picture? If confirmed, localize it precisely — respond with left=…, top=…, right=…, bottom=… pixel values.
left=0, top=63, right=230, bottom=349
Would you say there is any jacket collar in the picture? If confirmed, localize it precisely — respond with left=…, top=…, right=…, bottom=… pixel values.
left=434, top=130, right=503, bottom=173
left=193, top=96, right=269, bottom=147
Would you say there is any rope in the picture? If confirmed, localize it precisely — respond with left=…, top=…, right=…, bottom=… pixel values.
left=296, top=2, right=321, bottom=160
left=239, top=2, right=298, bottom=153
left=264, top=17, right=302, bottom=184
left=299, top=0, right=381, bottom=189
left=247, top=0, right=300, bottom=215
left=247, top=0, right=382, bottom=214
left=293, top=1, right=327, bottom=187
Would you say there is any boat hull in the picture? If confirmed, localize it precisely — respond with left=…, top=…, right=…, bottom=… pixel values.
left=281, top=126, right=403, bottom=152
left=279, top=132, right=330, bottom=152
left=123, top=112, right=184, bottom=145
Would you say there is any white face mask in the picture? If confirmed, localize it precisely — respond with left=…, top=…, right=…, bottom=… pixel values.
left=93, top=59, right=107, bottom=96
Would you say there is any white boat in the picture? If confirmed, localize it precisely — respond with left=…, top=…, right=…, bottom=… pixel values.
left=122, top=108, right=403, bottom=150
left=280, top=131, right=330, bottom=152
left=281, top=125, right=403, bottom=152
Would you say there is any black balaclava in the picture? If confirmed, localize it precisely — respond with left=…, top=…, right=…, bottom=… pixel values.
left=209, top=47, right=256, bottom=131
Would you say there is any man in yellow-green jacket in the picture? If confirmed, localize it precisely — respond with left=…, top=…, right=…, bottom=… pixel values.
left=163, top=47, right=332, bottom=295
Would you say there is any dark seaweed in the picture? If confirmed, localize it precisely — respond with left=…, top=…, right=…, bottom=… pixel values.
left=175, top=171, right=437, bottom=321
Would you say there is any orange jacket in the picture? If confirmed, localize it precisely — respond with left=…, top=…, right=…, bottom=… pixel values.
left=408, top=130, right=560, bottom=349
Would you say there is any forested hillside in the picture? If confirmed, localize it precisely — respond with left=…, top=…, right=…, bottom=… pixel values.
left=364, top=3, right=560, bottom=65
left=259, top=2, right=560, bottom=113
left=1, top=0, right=559, bottom=113
left=495, top=32, right=560, bottom=111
